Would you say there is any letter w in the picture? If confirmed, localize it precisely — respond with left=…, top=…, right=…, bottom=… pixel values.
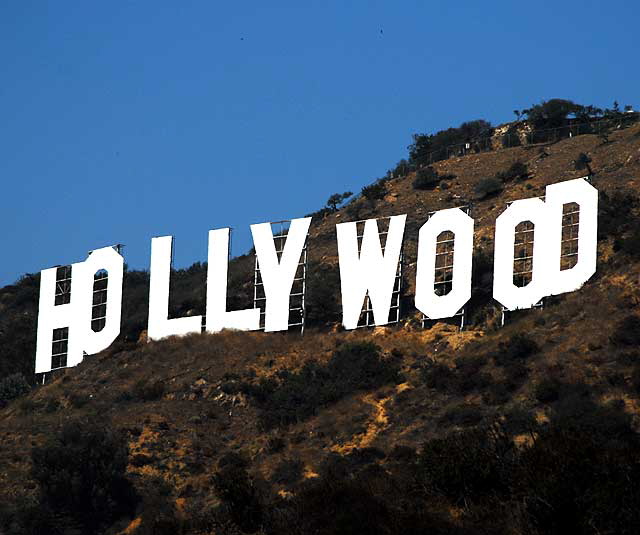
left=336, top=215, right=406, bottom=329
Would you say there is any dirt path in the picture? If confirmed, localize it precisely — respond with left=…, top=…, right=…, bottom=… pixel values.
left=330, top=392, right=392, bottom=454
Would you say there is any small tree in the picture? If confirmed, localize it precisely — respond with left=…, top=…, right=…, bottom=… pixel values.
left=326, top=191, right=353, bottom=212
left=392, top=159, right=412, bottom=177
left=574, top=153, right=593, bottom=176
left=523, top=99, right=580, bottom=129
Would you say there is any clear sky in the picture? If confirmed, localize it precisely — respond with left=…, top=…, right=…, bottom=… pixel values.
left=1, top=1, right=638, bottom=285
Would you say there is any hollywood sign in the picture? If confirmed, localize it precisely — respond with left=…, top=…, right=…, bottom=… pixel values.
left=35, top=178, right=597, bottom=374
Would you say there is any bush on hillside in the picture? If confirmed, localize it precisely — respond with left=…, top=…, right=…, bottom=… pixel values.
left=132, top=379, right=165, bottom=401
left=614, top=226, right=640, bottom=259
left=31, top=420, right=136, bottom=530
left=0, top=312, right=37, bottom=380
left=242, top=342, right=399, bottom=429
left=598, top=189, right=639, bottom=241
left=439, top=403, right=485, bottom=427
left=495, top=334, right=539, bottom=365
left=213, top=453, right=263, bottom=532
left=412, top=167, right=457, bottom=190
left=271, top=457, right=305, bottom=485
left=610, top=315, right=640, bottom=346
left=412, top=166, right=440, bottom=190
left=534, top=377, right=564, bottom=403
left=496, top=161, right=528, bottom=182
left=474, top=176, right=504, bottom=199
left=416, top=426, right=513, bottom=504
left=574, top=152, right=593, bottom=176
left=361, top=180, right=387, bottom=201
left=135, top=477, right=181, bottom=535
left=0, top=373, right=31, bottom=406
left=421, top=357, right=491, bottom=395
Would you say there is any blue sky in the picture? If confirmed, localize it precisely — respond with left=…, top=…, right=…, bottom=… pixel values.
left=1, top=1, right=638, bottom=285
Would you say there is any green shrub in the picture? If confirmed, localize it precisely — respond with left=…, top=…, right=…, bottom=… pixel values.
left=440, top=403, right=484, bottom=426
left=136, top=476, right=181, bottom=535
left=630, top=368, right=640, bottom=393
left=482, top=382, right=511, bottom=405
left=0, top=310, right=37, bottom=380
left=417, top=426, right=513, bottom=504
left=598, top=190, right=639, bottom=241
left=326, top=191, right=353, bottom=212
left=361, top=180, right=387, bottom=201
left=271, top=457, right=304, bottom=485
left=420, top=362, right=455, bottom=391
left=495, top=334, right=539, bottom=365
left=412, top=166, right=440, bottom=190
left=266, top=436, right=286, bottom=454
left=132, top=379, right=165, bottom=401
left=421, top=357, right=491, bottom=395
left=243, top=342, right=399, bottom=429
left=515, top=412, right=640, bottom=534
left=68, top=391, right=90, bottom=408
left=213, top=454, right=263, bottom=532
left=392, top=159, right=412, bottom=177
left=535, top=377, right=563, bottom=403
left=474, top=176, right=503, bottom=199
left=31, top=419, right=136, bottom=529
left=271, top=472, right=395, bottom=535
left=574, top=152, right=593, bottom=175
left=615, top=226, right=640, bottom=258
left=503, top=360, right=529, bottom=392
left=611, top=315, right=640, bottom=346
left=496, top=161, right=528, bottom=182
left=0, top=373, right=30, bottom=406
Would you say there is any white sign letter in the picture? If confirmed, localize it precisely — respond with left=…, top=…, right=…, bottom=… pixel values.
left=415, top=208, right=474, bottom=319
left=545, top=178, right=598, bottom=295
left=251, top=217, right=311, bottom=332
left=206, top=228, right=260, bottom=332
left=148, top=236, right=202, bottom=340
left=336, top=215, right=406, bottom=330
left=493, top=178, right=597, bottom=310
left=35, top=246, right=124, bottom=374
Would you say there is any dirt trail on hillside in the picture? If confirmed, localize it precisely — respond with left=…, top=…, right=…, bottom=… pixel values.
left=330, top=383, right=413, bottom=454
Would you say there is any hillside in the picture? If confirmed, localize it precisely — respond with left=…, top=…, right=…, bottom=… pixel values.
left=2, top=112, right=640, bottom=534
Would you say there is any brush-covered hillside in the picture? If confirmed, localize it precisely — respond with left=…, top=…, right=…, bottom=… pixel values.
left=2, top=100, right=640, bottom=534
